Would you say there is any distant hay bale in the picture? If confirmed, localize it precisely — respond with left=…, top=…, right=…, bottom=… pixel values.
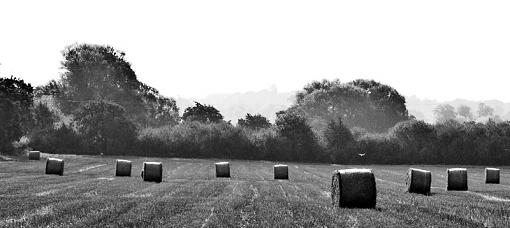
left=28, top=151, right=40, bottom=160
left=331, top=169, right=376, bottom=208
left=447, top=168, right=468, bottom=191
left=215, top=162, right=230, bottom=178
left=142, top=162, right=163, bottom=183
left=115, top=159, right=132, bottom=177
left=485, top=168, right=500, bottom=184
left=274, top=164, right=288, bottom=179
left=406, top=168, right=431, bottom=195
left=45, top=158, right=64, bottom=176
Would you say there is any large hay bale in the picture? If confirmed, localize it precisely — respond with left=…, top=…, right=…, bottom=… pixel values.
left=274, top=164, right=288, bottom=179
left=406, top=168, right=431, bottom=195
left=485, top=168, right=500, bottom=184
left=45, top=158, right=64, bottom=176
left=215, top=162, right=230, bottom=178
left=28, top=151, right=40, bottom=160
left=331, top=168, right=376, bottom=208
left=142, top=162, right=163, bottom=183
left=447, top=168, right=468, bottom=191
left=115, top=159, right=132, bottom=177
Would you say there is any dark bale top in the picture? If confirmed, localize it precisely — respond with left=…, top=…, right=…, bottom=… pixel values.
left=485, top=168, right=500, bottom=184
left=115, top=159, right=132, bottom=177
left=142, top=162, right=163, bottom=183
left=331, top=168, right=377, bottom=208
left=45, top=158, right=64, bottom=176
left=215, top=162, right=230, bottom=178
left=447, top=168, right=468, bottom=191
left=407, top=168, right=432, bottom=195
left=28, top=151, right=41, bottom=160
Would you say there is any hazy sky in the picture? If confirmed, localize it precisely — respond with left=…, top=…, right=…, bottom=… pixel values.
left=1, top=0, right=510, bottom=101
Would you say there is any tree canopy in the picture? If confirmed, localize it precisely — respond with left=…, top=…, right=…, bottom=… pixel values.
left=182, top=102, right=223, bottom=123
left=434, top=104, right=456, bottom=123
left=55, top=44, right=179, bottom=127
left=0, top=76, right=33, bottom=153
left=293, top=79, right=409, bottom=133
left=238, top=113, right=271, bottom=129
left=73, top=100, right=137, bottom=155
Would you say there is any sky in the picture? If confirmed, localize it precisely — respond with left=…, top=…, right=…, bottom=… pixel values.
left=1, top=0, right=510, bottom=102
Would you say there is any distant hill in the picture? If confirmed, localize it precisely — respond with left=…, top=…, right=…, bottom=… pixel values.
left=175, top=86, right=295, bottom=124
left=406, top=95, right=510, bottom=123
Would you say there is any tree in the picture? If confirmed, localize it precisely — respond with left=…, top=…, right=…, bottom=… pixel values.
left=0, top=76, right=34, bottom=153
left=477, top=103, right=494, bottom=118
left=275, top=110, right=320, bottom=162
left=57, top=44, right=179, bottom=127
left=323, top=118, right=355, bottom=162
left=390, top=120, right=437, bottom=162
left=32, top=102, right=57, bottom=131
left=434, top=104, right=456, bottom=123
left=238, top=113, right=271, bottom=129
left=294, top=79, right=409, bottom=133
left=182, top=102, right=223, bottom=123
left=73, top=100, right=137, bottom=155
left=0, top=99, right=22, bottom=153
left=456, top=105, right=473, bottom=122
left=0, top=76, right=34, bottom=133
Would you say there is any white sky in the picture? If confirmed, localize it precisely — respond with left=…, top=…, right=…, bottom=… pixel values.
left=1, top=0, right=510, bottom=101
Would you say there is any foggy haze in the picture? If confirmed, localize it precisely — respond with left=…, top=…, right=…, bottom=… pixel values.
left=176, top=86, right=510, bottom=124
left=2, top=0, right=510, bottom=102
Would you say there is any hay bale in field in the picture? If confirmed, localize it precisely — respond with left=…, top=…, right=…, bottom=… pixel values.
left=406, top=168, right=431, bottom=195
left=45, top=158, right=64, bottom=176
left=142, top=162, right=163, bottom=183
left=331, top=168, right=376, bottom=208
left=215, top=162, right=230, bottom=178
left=485, top=168, right=500, bottom=184
left=28, top=151, right=40, bottom=160
left=447, top=168, right=468, bottom=191
left=115, top=159, right=132, bottom=177
left=274, top=164, right=288, bottom=179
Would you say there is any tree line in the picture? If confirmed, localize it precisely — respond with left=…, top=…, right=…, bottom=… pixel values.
left=2, top=43, right=510, bottom=164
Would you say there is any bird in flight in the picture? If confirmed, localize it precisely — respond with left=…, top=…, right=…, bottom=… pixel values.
left=358, top=153, right=366, bottom=157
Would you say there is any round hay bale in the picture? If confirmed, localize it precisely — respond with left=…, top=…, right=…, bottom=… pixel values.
left=215, top=162, right=230, bottom=178
left=406, top=168, right=431, bottom=195
left=142, top=162, right=163, bottom=183
left=485, top=168, right=500, bottom=184
left=447, top=168, right=468, bottom=191
left=331, top=168, right=376, bottom=208
left=28, top=151, right=41, bottom=160
left=115, top=159, right=132, bottom=177
left=45, top=158, right=64, bottom=176
left=274, top=164, right=288, bottom=179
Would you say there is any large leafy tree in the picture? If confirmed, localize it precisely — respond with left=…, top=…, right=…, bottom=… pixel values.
left=0, top=77, right=33, bottom=153
left=294, top=79, right=409, bottom=133
left=477, top=103, right=494, bottom=118
left=434, top=104, right=456, bottom=123
left=182, top=102, right=223, bottom=123
left=73, top=100, right=137, bottom=155
left=390, top=120, right=437, bottom=162
left=0, top=76, right=34, bottom=132
left=275, top=110, right=320, bottom=162
left=56, top=44, right=179, bottom=127
left=323, top=118, right=355, bottom=162
left=238, top=113, right=271, bottom=129
left=457, top=105, right=473, bottom=122
left=0, top=99, right=21, bottom=153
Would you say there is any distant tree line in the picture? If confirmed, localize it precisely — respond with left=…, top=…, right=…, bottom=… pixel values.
left=434, top=103, right=502, bottom=123
left=2, top=43, right=510, bottom=165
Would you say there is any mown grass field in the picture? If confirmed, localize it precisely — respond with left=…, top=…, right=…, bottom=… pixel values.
left=1, top=155, right=510, bottom=227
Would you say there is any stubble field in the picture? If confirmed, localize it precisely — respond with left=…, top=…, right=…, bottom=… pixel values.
left=1, top=155, right=510, bottom=227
